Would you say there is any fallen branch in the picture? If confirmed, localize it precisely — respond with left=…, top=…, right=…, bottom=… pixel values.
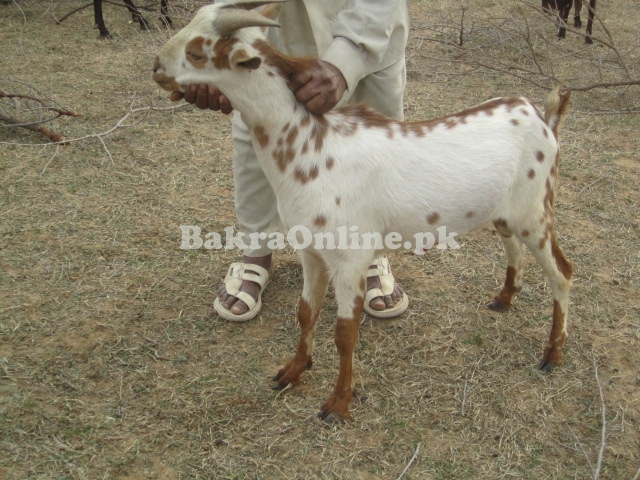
left=0, top=103, right=189, bottom=153
left=0, top=91, right=83, bottom=142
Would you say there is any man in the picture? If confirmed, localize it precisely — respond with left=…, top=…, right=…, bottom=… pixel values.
left=171, top=0, right=410, bottom=321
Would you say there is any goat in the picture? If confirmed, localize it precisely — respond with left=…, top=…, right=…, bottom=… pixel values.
left=153, top=0, right=573, bottom=423
left=542, top=0, right=596, bottom=44
left=94, top=0, right=171, bottom=38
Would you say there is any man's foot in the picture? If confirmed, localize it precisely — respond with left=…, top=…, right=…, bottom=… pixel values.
left=214, top=254, right=273, bottom=322
left=214, top=255, right=407, bottom=321
left=364, top=257, right=409, bottom=319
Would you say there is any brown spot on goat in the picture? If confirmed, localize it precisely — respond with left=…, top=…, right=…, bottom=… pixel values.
left=286, top=126, right=299, bottom=146
left=212, top=37, right=239, bottom=70
left=311, top=117, right=329, bottom=152
left=294, top=166, right=319, bottom=184
left=326, top=157, right=335, bottom=170
left=335, top=197, right=341, bottom=206
left=274, top=147, right=295, bottom=172
left=528, top=169, right=536, bottom=179
left=427, top=212, right=440, bottom=225
left=536, top=151, right=545, bottom=162
left=511, top=119, right=520, bottom=126
left=466, top=211, right=475, bottom=218
left=314, top=215, right=327, bottom=227
left=253, top=126, right=269, bottom=148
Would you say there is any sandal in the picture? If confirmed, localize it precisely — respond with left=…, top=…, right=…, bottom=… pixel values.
left=364, top=257, right=409, bottom=318
left=213, top=262, right=271, bottom=322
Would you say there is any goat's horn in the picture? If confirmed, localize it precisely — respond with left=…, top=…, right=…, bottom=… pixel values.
left=214, top=8, right=281, bottom=37
left=217, top=0, right=288, bottom=11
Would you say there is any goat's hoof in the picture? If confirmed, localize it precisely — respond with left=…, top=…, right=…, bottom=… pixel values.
left=538, top=358, right=558, bottom=372
left=318, top=411, right=345, bottom=425
left=487, top=299, right=510, bottom=313
left=271, top=382, right=288, bottom=391
left=585, top=37, right=594, bottom=45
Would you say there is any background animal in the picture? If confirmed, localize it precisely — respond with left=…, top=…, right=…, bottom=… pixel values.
left=93, top=0, right=171, bottom=38
left=542, top=0, right=597, bottom=44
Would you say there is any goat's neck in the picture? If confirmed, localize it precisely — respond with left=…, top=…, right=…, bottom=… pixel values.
left=224, top=40, right=317, bottom=132
left=225, top=73, right=302, bottom=133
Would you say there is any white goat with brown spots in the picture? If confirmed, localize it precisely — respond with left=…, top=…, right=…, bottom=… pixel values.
left=153, top=0, right=573, bottom=423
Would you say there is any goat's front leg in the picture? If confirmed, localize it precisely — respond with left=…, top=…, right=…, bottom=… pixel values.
left=273, top=252, right=329, bottom=389
left=318, top=265, right=367, bottom=423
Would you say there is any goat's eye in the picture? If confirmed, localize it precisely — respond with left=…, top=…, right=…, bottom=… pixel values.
left=187, top=51, right=203, bottom=61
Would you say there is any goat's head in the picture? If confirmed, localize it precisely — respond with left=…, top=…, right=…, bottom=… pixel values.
left=153, top=0, right=284, bottom=93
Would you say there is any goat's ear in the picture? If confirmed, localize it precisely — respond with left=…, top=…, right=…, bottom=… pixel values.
left=230, top=49, right=262, bottom=70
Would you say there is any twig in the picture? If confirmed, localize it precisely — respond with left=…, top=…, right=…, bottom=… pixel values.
left=0, top=110, right=64, bottom=142
left=0, top=104, right=189, bottom=151
left=58, top=375, right=80, bottom=392
left=568, top=425, right=595, bottom=474
left=593, top=359, right=606, bottom=480
left=631, top=466, right=640, bottom=480
left=0, top=91, right=83, bottom=142
left=41, top=145, right=60, bottom=175
left=0, top=93, right=82, bottom=118
left=54, top=2, right=93, bottom=24
left=396, top=442, right=421, bottom=480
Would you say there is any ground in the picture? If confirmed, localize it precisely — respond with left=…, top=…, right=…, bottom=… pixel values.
left=0, top=1, right=639, bottom=479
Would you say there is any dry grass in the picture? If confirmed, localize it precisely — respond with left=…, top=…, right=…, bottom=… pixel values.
left=1, top=0, right=639, bottom=479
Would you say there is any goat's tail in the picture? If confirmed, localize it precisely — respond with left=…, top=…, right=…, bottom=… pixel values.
left=544, top=84, right=571, bottom=139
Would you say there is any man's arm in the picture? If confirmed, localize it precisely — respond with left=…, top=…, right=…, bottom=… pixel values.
left=321, top=0, right=406, bottom=92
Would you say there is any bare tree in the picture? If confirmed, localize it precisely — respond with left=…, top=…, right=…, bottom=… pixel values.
left=408, top=0, right=639, bottom=112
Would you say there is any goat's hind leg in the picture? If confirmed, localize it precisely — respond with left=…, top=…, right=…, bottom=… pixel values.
left=573, top=0, right=583, bottom=27
left=273, top=252, right=329, bottom=390
left=489, top=225, right=525, bottom=313
left=522, top=227, right=572, bottom=371
left=122, top=0, right=150, bottom=30
left=93, top=0, right=112, bottom=38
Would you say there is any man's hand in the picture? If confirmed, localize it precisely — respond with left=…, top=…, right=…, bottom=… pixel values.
left=289, top=60, right=347, bottom=115
left=170, top=84, right=233, bottom=114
